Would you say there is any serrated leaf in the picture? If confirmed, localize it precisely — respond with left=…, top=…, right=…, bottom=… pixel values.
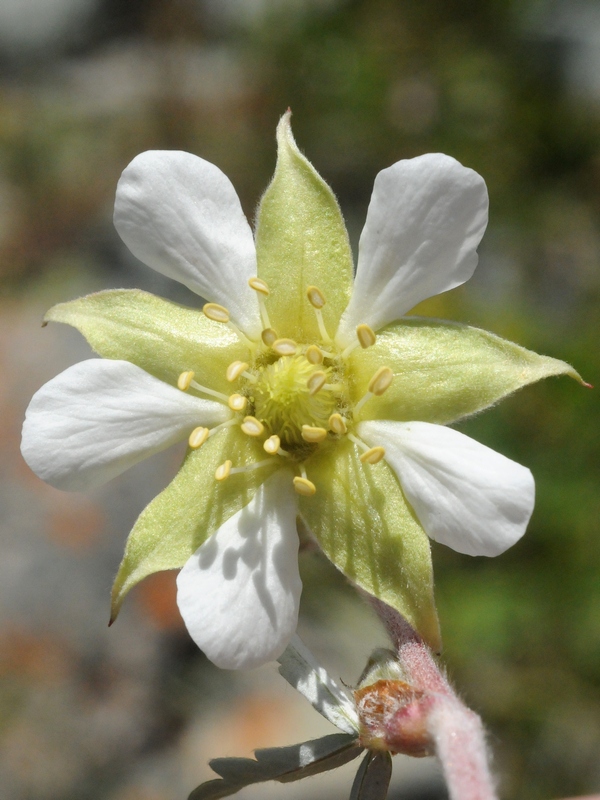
left=351, top=316, right=585, bottom=425
left=299, top=439, right=441, bottom=652
left=189, top=733, right=362, bottom=800
left=278, top=634, right=360, bottom=734
left=350, top=751, right=393, bottom=800
left=255, top=111, right=354, bottom=342
left=110, top=426, right=276, bottom=620
left=45, top=289, right=246, bottom=394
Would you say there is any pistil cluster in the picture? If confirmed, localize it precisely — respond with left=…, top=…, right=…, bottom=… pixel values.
left=177, top=278, right=392, bottom=497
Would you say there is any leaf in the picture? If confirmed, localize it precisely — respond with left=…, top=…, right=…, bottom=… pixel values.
left=277, top=634, right=360, bottom=734
left=299, top=439, right=441, bottom=652
left=350, top=751, right=393, bottom=800
left=255, top=111, right=354, bottom=343
left=351, top=316, right=586, bottom=425
left=189, top=733, right=362, bottom=800
left=45, top=289, right=247, bottom=394
left=110, top=426, right=276, bottom=620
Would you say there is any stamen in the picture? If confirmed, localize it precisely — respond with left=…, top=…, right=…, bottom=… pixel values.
left=328, top=413, right=347, bottom=435
left=177, top=371, right=230, bottom=403
left=306, top=285, right=331, bottom=343
left=215, top=460, right=232, bottom=481
left=226, top=361, right=249, bottom=382
left=208, top=418, right=239, bottom=437
left=263, top=434, right=281, bottom=454
left=248, top=277, right=271, bottom=328
left=202, top=302, right=254, bottom=348
left=305, top=345, right=324, bottom=365
left=240, top=416, right=265, bottom=437
left=360, top=446, right=386, bottom=465
left=368, top=366, right=393, bottom=395
left=228, top=393, right=247, bottom=412
left=293, top=475, right=317, bottom=496
left=230, top=458, right=276, bottom=475
left=188, top=427, right=210, bottom=449
left=342, top=323, right=378, bottom=359
left=261, top=328, right=278, bottom=347
left=272, top=338, right=298, bottom=356
left=307, top=371, right=327, bottom=396
left=301, top=425, right=328, bottom=443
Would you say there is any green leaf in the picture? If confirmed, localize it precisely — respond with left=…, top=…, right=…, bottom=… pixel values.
left=278, top=634, right=360, bottom=734
left=299, top=439, right=441, bottom=652
left=189, top=733, right=362, bottom=800
left=255, top=111, right=354, bottom=343
left=45, top=289, right=247, bottom=394
left=110, top=426, right=276, bottom=621
left=351, top=316, right=585, bottom=425
left=350, top=751, right=392, bottom=800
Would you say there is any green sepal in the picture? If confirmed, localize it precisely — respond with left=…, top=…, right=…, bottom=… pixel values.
left=351, top=317, right=585, bottom=425
left=350, top=751, right=392, bottom=800
left=110, top=427, right=276, bottom=622
left=255, top=111, right=354, bottom=342
left=45, top=289, right=248, bottom=394
left=298, top=439, right=441, bottom=652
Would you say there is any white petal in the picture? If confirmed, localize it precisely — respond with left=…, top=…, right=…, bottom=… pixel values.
left=176, top=470, right=302, bottom=670
left=21, top=359, right=230, bottom=491
left=336, top=154, right=488, bottom=347
left=114, top=150, right=261, bottom=337
left=358, top=420, right=534, bottom=557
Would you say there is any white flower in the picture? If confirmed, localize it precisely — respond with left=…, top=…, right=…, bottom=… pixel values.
left=21, top=113, right=582, bottom=669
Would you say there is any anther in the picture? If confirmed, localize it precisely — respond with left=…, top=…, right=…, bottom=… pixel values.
left=328, top=413, right=347, bottom=435
left=307, top=371, right=327, bottom=396
left=261, top=328, right=278, bottom=347
left=263, top=434, right=281, bottom=455
left=177, top=371, right=230, bottom=403
left=226, top=361, right=249, bottom=382
left=228, top=394, right=247, bottom=412
left=215, top=460, right=232, bottom=481
left=306, top=285, right=331, bottom=343
left=203, top=303, right=230, bottom=323
left=240, top=416, right=265, bottom=437
left=369, top=366, right=394, bottom=396
left=248, top=277, right=271, bottom=328
left=360, top=446, right=386, bottom=465
left=301, top=425, right=328, bottom=443
left=188, top=427, right=210, bottom=449
left=272, top=338, right=298, bottom=356
left=305, top=345, right=324, bottom=365
left=248, top=277, right=270, bottom=296
left=293, top=476, right=317, bottom=497
left=178, top=371, right=194, bottom=391
left=357, top=324, right=377, bottom=349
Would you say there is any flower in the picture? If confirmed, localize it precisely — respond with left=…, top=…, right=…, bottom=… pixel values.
left=21, top=112, right=583, bottom=670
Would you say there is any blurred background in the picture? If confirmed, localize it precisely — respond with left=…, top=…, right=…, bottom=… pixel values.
left=1, top=0, right=599, bottom=798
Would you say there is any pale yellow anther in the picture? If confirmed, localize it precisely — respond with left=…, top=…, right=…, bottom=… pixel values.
left=226, top=361, right=250, bottom=382
left=263, top=434, right=281, bottom=455
left=272, top=338, right=298, bottom=356
left=248, top=277, right=270, bottom=296
left=203, top=303, right=230, bottom=323
left=188, top=427, right=210, bottom=449
left=306, top=285, right=326, bottom=309
left=293, top=476, right=317, bottom=496
left=360, top=446, right=386, bottom=465
left=305, top=345, right=324, bottom=365
left=307, top=371, right=327, bottom=396
left=177, top=370, right=194, bottom=391
left=228, top=393, right=247, bottom=412
left=356, top=323, right=377, bottom=349
left=261, top=328, right=278, bottom=347
left=215, top=460, right=232, bottom=481
left=368, top=366, right=394, bottom=396
left=328, top=413, right=347, bottom=435
left=301, top=425, right=328, bottom=443
left=241, top=416, right=265, bottom=437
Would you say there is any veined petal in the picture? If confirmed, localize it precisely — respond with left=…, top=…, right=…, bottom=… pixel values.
left=255, top=112, right=354, bottom=342
left=114, top=150, right=261, bottom=337
left=176, top=469, right=302, bottom=670
left=110, top=425, right=275, bottom=620
left=45, top=289, right=248, bottom=394
left=358, top=420, right=535, bottom=557
left=21, top=359, right=230, bottom=491
left=336, top=154, right=488, bottom=347
left=350, top=317, right=584, bottom=424
left=299, top=439, right=440, bottom=651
